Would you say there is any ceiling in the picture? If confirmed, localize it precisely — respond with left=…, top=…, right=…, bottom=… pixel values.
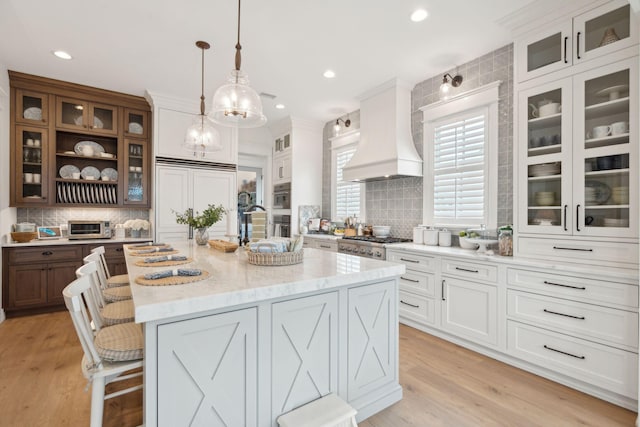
left=0, top=0, right=535, bottom=127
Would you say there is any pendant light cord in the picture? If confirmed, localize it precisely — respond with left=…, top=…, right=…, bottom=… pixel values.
left=200, top=45, right=205, bottom=116
left=235, top=0, right=242, bottom=72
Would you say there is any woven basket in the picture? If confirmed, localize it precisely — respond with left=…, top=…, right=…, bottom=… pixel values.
left=247, top=249, right=303, bottom=266
left=209, top=239, right=239, bottom=253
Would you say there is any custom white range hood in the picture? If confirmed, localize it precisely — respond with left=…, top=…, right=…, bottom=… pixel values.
left=342, top=79, right=423, bottom=182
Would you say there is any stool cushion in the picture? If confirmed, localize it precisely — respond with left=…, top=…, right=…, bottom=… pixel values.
left=103, top=285, right=132, bottom=303
left=277, top=393, right=357, bottom=427
left=100, top=300, right=135, bottom=325
left=95, top=322, right=143, bottom=362
left=107, top=274, right=130, bottom=288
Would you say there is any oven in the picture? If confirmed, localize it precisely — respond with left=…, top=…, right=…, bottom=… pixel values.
left=337, top=236, right=411, bottom=260
left=273, top=183, right=291, bottom=209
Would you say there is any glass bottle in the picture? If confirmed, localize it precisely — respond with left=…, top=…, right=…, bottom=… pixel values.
left=498, top=226, right=513, bottom=256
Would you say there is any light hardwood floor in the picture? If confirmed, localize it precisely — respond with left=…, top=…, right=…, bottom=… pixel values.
left=0, top=311, right=635, bottom=426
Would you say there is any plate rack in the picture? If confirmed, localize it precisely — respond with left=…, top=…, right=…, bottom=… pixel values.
left=55, top=181, right=118, bottom=205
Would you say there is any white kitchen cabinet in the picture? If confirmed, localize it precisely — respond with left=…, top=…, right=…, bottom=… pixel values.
left=441, top=276, right=498, bottom=347
left=516, top=55, right=638, bottom=266
left=155, top=165, right=236, bottom=242
left=516, top=0, right=637, bottom=82
left=272, top=151, right=291, bottom=184
left=269, top=117, right=323, bottom=234
left=157, top=307, right=258, bottom=427
left=272, top=292, right=338, bottom=417
left=387, top=249, right=439, bottom=328
left=508, top=320, right=638, bottom=399
left=347, top=280, right=397, bottom=401
left=146, top=93, right=238, bottom=165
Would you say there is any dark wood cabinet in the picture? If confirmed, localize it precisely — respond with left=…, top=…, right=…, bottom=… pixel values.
left=2, top=241, right=135, bottom=317
left=9, top=71, right=151, bottom=208
left=3, top=245, right=83, bottom=316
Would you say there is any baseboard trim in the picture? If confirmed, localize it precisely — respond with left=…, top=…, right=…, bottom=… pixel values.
left=354, top=384, right=403, bottom=422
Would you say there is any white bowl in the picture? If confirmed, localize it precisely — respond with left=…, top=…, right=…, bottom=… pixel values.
left=372, top=225, right=391, bottom=237
left=458, top=237, right=479, bottom=249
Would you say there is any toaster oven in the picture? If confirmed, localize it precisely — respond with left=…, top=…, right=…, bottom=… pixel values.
left=68, top=220, right=112, bottom=240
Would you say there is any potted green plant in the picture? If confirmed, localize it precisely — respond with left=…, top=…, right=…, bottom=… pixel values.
left=173, top=204, right=226, bottom=245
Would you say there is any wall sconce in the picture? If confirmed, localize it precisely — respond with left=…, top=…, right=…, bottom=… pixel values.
left=333, top=117, right=351, bottom=134
left=439, top=73, right=463, bottom=100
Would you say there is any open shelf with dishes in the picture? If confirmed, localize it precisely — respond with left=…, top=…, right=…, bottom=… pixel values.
left=9, top=71, right=151, bottom=208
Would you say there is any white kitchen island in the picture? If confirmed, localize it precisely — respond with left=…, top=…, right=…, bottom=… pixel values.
left=125, top=241, right=405, bottom=427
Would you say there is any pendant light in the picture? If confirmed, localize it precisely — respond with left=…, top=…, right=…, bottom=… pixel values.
left=209, top=0, right=267, bottom=128
left=184, top=41, right=222, bottom=157
left=439, top=72, right=463, bottom=101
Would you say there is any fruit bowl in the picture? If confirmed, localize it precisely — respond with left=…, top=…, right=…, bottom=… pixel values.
left=10, top=231, right=37, bottom=243
left=466, top=237, right=498, bottom=254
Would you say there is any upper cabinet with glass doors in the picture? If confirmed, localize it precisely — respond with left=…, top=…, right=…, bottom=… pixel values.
left=56, top=97, right=118, bottom=136
left=516, top=1, right=637, bottom=82
left=518, top=57, right=637, bottom=239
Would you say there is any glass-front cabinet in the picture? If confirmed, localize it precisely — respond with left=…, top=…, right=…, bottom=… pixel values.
left=123, top=139, right=148, bottom=205
left=15, top=125, right=48, bottom=205
left=15, top=89, right=49, bottom=126
left=518, top=57, right=637, bottom=238
left=124, top=108, right=149, bottom=139
left=516, top=0, right=637, bottom=82
left=56, top=97, right=118, bottom=136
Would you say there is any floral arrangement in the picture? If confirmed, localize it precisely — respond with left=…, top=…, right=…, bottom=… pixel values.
left=123, top=219, right=150, bottom=231
left=173, top=204, right=226, bottom=229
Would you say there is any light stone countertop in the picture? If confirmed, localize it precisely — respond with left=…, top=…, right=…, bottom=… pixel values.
left=299, top=233, right=342, bottom=240
left=1, top=236, right=151, bottom=248
left=127, top=241, right=405, bottom=323
left=387, top=243, right=639, bottom=281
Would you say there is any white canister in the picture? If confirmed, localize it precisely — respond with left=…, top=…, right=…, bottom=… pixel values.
left=413, top=227, right=424, bottom=244
left=423, top=228, right=439, bottom=246
left=438, top=229, right=452, bottom=247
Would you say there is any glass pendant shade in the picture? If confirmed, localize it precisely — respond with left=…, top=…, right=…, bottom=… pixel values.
left=210, top=69, right=266, bottom=128
left=439, top=81, right=451, bottom=100
left=183, top=114, right=222, bottom=157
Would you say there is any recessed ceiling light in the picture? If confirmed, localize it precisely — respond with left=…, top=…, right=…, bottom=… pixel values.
left=410, top=9, right=428, bottom=22
left=52, top=50, right=73, bottom=60
left=275, top=104, right=285, bottom=109
left=323, top=70, right=336, bottom=79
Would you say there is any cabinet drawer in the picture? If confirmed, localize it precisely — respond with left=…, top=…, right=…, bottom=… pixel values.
left=517, top=237, right=639, bottom=267
left=8, top=245, right=83, bottom=264
left=507, top=290, right=638, bottom=349
left=387, top=250, right=438, bottom=273
left=399, top=271, right=435, bottom=297
left=441, top=257, right=497, bottom=283
left=507, top=321, right=638, bottom=398
left=507, top=268, right=638, bottom=310
left=399, top=291, right=436, bottom=326
left=88, top=243, right=126, bottom=259
left=315, top=241, right=337, bottom=252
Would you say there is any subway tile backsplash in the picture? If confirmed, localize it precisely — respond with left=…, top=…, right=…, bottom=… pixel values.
left=322, top=44, right=514, bottom=239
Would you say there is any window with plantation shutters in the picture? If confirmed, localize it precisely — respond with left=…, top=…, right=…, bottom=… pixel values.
left=335, top=146, right=362, bottom=219
left=331, top=131, right=364, bottom=222
left=421, top=82, right=499, bottom=229
left=433, top=112, right=486, bottom=223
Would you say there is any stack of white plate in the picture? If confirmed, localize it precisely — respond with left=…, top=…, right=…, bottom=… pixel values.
left=585, top=187, right=597, bottom=203
left=611, top=186, right=629, bottom=204
left=529, top=163, right=560, bottom=177
left=534, top=191, right=556, bottom=206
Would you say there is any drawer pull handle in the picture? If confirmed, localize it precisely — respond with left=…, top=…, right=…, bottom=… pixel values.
left=319, top=245, right=331, bottom=249
left=400, top=300, right=420, bottom=308
left=543, top=344, right=585, bottom=360
left=543, top=280, right=586, bottom=290
left=552, top=246, right=593, bottom=252
left=400, top=257, right=420, bottom=264
left=455, top=266, right=478, bottom=273
left=543, top=308, right=585, bottom=320
left=401, top=276, right=420, bottom=283
left=115, top=248, right=124, bottom=252
left=441, top=279, right=446, bottom=301
left=42, top=251, right=53, bottom=256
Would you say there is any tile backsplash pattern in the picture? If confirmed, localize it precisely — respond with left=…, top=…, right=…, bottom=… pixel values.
left=16, top=208, right=151, bottom=237
left=322, top=44, right=514, bottom=239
